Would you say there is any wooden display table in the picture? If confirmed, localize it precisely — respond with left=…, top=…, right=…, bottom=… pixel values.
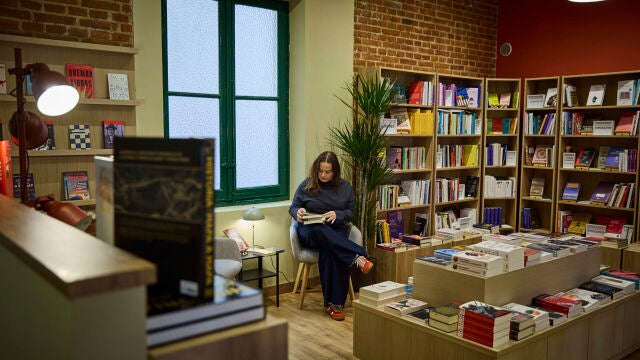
left=354, top=292, right=640, bottom=360
left=148, top=315, right=288, bottom=360
left=374, top=234, right=482, bottom=283
left=601, top=246, right=624, bottom=269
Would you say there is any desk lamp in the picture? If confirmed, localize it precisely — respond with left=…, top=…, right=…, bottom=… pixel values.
left=242, top=207, right=265, bottom=250
left=8, top=48, right=89, bottom=230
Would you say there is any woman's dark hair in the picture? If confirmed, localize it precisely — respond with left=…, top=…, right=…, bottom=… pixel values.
left=304, top=151, right=341, bottom=194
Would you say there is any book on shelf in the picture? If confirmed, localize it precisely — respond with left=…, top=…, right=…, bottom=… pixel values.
left=466, top=87, right=479, bottom=108
left=385, top=298, right=429, bottom=315
left=62, top=171, right=90, bottom=200
left=586, top=84, right=606, bottom=106
left=561, top=181, right=581, bottom=201
left=544, top=87, right=558, bottom=107
left=380, top=117, right=397, bottom=134
left=526, top=94, right=545, bottom=108
left=603, top=147, right=625, bottom=170
left=103, top=120, right=125, bottom=149
left=499, top=92, right=511, bottom=108
left=412, top=213, right=429, bottom=237
left=147, top=277, right=265, bottom=347
left=565, top=84, right=578, bottom=107
left=0, top=140, right=12, bottom=197
left=487, top=93, right=499, bottom=108
left=147, top=275, right=263, bottom=332
left=532, top=293, right=582, bottom=317
left=107, top=73, right=130, bottom=100
left=0, top=63, right=6, bottom=95
left=33, top=120, right=55, bottom=150
left=65, top=63, right=94, bottom=98
left=596, top=146, right=610, bottom=169
left=501, top=303, right=550, bottom=333
left=464, top=176, right=479, bottom=198
left=557, top=288, right=609, bottom=312
left=114, top=137, right=215, bottom=313
left=301, top=213, right=325, bottom=225
left=68, top=124, right=91, bottom=150
left=593, top=120, right=615, bottom=136
left=615, top=110, right=636, bottom=135
left=567, top=213, right=592, bottom=235
left=617, top=79, right=635, bottom=106
left=562, top=152, right=575, bottom=169
left=529, top=177, right=545, bottom=198
left=590, top=181, right=615, bottom=204
left=11, top=173, right=35, bottom=201
left=222, top=227, right=250, bottom=253
left=575, top=148, right=595, bottom=168
left=532, top=145, right=552, bottom=167
left=359, top=281, right=406, bottom=300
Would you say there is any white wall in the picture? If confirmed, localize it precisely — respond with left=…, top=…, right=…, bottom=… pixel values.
left=132, top=0, right=354, bottom=288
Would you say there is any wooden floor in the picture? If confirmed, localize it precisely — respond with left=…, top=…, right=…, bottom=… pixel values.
left=265, top=286, right=640, bottom=360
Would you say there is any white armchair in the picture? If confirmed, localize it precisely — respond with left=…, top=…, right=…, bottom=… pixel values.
left=214, top=237, right=243, bottom=279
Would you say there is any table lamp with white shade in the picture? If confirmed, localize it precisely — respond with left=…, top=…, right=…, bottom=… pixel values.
left=242, top=207, right=265, bottom=251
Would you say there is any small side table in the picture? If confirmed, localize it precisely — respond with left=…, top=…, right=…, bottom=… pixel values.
left=239, top=248, right=285, bottom=306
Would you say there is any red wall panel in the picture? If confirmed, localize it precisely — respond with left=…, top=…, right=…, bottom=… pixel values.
left=496, top=0, right=640, bottom=78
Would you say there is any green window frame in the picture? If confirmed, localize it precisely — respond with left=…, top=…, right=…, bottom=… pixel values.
left=162, top=0, right=289, bottom=206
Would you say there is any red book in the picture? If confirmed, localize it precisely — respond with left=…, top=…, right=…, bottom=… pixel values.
left=408, top=82, right=424, bottom=104
left=0, top=140, right=12, bottom=197
left=458, top=301, right=512, bottom=327
left=65, top=63, right=94, bottom=98
left=460, top=328, right=508, bottom=348
left=532, top=294, right=582, bottom=316
left=605, top=217, right=627, bottom=235
left=458, top=315, right=509, bottom=334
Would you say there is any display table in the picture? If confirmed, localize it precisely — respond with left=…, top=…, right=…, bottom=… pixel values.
left=353, top=292, right=640, bottom=360
left=148, top=315, right=288, bottom=360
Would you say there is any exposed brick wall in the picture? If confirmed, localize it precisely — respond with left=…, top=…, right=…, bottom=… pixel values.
left=0, top=0, right=133, bottom=47
left=354, top=0, right=498, bottom=77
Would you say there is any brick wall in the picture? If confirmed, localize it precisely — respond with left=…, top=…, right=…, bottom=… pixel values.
left=0, top=0, right=133, bottom=47
left=354, top=0, right=498, bottom=77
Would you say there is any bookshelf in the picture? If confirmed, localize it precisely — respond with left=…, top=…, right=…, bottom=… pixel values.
left=519, top=76, right=561, bottom=233
left=434, top=74, right=484, bottom=229
left=362, top=67, right=436, bottom=237
left=0, top=34, right=138, bottom=206
left=556, top=71, right=640, bottom=236
left=482, top=78, right=521, bottom=228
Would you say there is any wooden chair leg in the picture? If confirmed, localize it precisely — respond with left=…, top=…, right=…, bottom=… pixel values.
left=292, top=262, right=304, bottom=294
left=298, top=263, right=311, bottom=309
left=347, top=277, right=355, bottom=305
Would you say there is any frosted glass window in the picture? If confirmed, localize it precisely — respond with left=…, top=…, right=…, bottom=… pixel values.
left=166, top=0, right=219, bottom=94
left=235, top=100, right=278, bottom=188
left=235, top=5, right=277, bottom=97
left=168, top=96, right=221, bottom=189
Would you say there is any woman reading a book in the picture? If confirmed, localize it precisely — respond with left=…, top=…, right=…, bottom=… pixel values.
left=289, top=151, right=373, bottom=321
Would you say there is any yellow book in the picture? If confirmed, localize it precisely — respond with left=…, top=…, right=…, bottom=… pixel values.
left=423, top=110, right=434, bottom=135
left=408, top=109, right=421, bottom=134
left=462, top=144, right=478, bottom=166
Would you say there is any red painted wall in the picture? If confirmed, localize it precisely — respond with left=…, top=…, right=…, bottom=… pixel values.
left=496, top=0, right=640, bottom=78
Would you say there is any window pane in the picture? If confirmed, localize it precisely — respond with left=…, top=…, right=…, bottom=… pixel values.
left=235, top=5, right=277, bottom=97
left=167, top=0, right=219, bottom=94
left=168, top=96, right=221, bottom=189
left=235, top=100, right=278, bottom=188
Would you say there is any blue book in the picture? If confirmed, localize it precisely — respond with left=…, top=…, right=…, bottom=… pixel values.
left=434, top=248, right=460, bottom=260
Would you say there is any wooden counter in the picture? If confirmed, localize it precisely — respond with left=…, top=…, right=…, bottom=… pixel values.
left=0, top=194, right=156, bottom=359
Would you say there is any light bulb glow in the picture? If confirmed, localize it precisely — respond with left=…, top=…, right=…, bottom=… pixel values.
left=36, top=85, right=79, bottom=116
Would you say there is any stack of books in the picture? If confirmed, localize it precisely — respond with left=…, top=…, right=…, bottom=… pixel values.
left=523, top=248, right=541, bottom=267
left=508, top=312, right=535, bottom=341
left=415, top=255, right=451, bottom=266
left=469, top=240, right=524, bottom=272
left=434, top=248, right=460, bottom=261
left=451, top=250, right=504, bottom=277
left=456, top=301, right=512, bottom=348
left=428, top=303, right=459, bottom=333
left=384, top=298, right=429, bottom=315
left=532, top=293, right=583, bottom=318
left=544, top=239, right=587, bottom=253
left=501, top=302, right=550, bottom=333
left=578, top=280, right=625, bottom=300
left=358, top=281, right=407, bottom=307
left=526, top=242, right=571, bottom=258
left=600, top=269, right=640, bottom=290
left=591, top=274, right=636, bottom=295
left=147, top=276, right=265, bottom=347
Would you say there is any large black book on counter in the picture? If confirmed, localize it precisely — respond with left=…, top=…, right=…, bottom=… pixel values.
left=114, top=137, right=215, bottom=312
left=147, top=276, right=265, bottom=347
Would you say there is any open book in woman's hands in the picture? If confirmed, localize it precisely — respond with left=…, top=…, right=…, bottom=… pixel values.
left=302, top=213, right=325, bottom=225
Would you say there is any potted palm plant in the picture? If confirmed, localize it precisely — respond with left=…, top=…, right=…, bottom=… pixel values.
left=328, top=72, right=395, bottom=258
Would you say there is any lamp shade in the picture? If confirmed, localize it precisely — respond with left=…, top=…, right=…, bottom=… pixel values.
left=242, top=207, right=265, bottom=221
left=29, top=63, right=79, bottom=116
left=8, top=111, right=48, bottom=149
left=35, top=194, right=92, bottom=230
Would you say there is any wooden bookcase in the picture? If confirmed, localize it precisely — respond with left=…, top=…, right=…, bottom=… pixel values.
left=519, top=77, right=561, bottom=233
left=555, top=71, right=640, bottom=236
left=0, top=34, right=138, bottom=206
left=482, top=78, right=521, bottom=228
left=361, top=67, right=436, bottom=236
left=434, top=74, right=485, bottom=229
